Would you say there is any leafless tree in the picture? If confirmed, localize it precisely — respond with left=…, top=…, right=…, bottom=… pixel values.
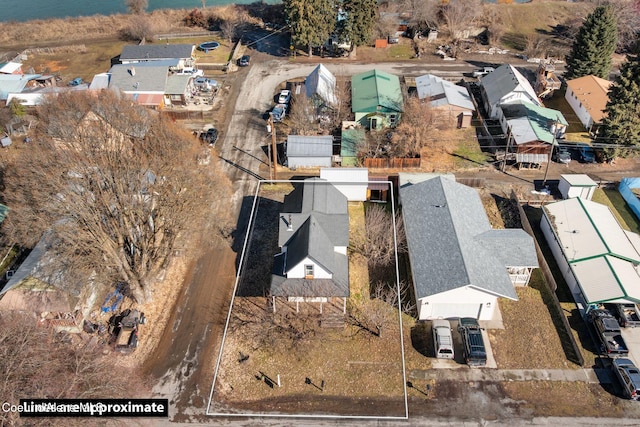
left=524, top=33, right=548, bottom=58
left=287, top=93, right=319, bottom=136
left=481, top=5, right=505, bottom=45
left=389, top=95, right=440, bottom=158
left=398, top=0, right=440, bottom=29
left=441, top=0, right=482, bottom=41
left=330, top=71, right=352, bottom=128
left=3, top=91, right=231, bottom=303
left=121, top=14, right=154, bottom=41
left=348, top=280, right=413, bottom=337
left=364, top=204, right=406, bottom=269
left=221, top=19, right=237, bottom=43
left=0, top=313, right=147, bottom=426
left=126, top=0, right=148, bottom=15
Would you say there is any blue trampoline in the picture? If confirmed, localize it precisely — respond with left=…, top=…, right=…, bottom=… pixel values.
left=199, top=41, right=220, bottom=53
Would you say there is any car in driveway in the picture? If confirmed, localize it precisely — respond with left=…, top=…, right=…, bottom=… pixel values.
left=199, top=128, right=218, bottom=146
left=432, top=319, right=454, bottom=359
left=458, top=317, right=487, bottom=366
left=552, top=146, right=572, bottom=164
left=612, top=358, right=640, bottom=400
left=277, top=89, right=291, bottom=104
left=576, top=143, right=596, bottom=163
left=238, top=55, right=251, bottom=67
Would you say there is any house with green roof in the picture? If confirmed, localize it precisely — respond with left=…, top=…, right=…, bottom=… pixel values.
left=497, top=100, right=568, bottom=164
left=351, top=69, right=403, bottom=130
left=542, top=197, right=640, bottom=310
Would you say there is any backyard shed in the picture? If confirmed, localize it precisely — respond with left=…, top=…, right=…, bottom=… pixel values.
left=286, top=135, right=333, bottom=168
left=558, top=174, right=597, bottom=200
left=320, top=168, right=368, bottom=201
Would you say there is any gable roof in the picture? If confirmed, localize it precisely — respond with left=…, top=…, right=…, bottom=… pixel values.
left=120, top=44, right=194, bottom=61
left=544, top=197, right=640, bottom=304
left=0, top=62, right=23, bottom=74
left=108, top=64, right=167, bottom=93
left=400, top=176, right=536, bottom=301
left=0, top=74, right=41, bottom=100
left=481, top=64, right=541, bottom=109
left=501, top=101, right=568, bottom=145
left=305, top=64, right=337, bottom=106
left=351, top=69, right=403, bottom=114
left=415, top=74, right=475, bottom=111
left=566, top=75, right=612, bottom=124
left=287, top=135, right=333, bottom=158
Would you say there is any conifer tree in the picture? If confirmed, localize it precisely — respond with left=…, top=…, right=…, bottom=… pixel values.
left=284, top=0, right=336, bottom=57
left=565, top=5, right=618, bottom=80
left=596, top=54, right=640, bottom=159
left=340, top=0, right=378, bottom=55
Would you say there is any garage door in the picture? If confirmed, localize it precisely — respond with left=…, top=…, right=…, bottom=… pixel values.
left=430, top=303, right=482, bottom=319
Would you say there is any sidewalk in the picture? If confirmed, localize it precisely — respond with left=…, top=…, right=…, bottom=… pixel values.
left=409, top=367, right=612, bottom=383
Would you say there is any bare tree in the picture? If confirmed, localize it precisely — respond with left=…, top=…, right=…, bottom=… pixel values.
left=125, top=0, right=148, bottom=15
left=331, top=71, right=351, bottom=128
left=0, top=313, right=147, bottom=426
left=121, top=14, right=154, bottom=41
left=390, top=95, right=439, bottom=158
left=399, top=0, right=440, bottom=30
left=524, top=33, right=548, bottom=58
left=287, top=93, right=319, bottom=136
left=220, top=19, right=237, bottom=43
left=3, top=91, right=231, bottom=303
left=441, top=0, right=482, bottom=41
left=481, top=5, right=505, bottom=45
left=364, top=204, right=406, bottom=269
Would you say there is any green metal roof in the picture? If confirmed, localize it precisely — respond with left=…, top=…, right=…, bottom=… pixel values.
left=351, top=69, right=403, bottom=114
left=502, top=101, right=568, bottom=145
left=0, top=204, right=8, bottom=224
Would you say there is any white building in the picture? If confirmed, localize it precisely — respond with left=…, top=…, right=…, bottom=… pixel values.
left=558, top=174, right=597, bottom=200
left=565, top=75, right=611, bottom=131
left=320, top=168, right=368, bottom=201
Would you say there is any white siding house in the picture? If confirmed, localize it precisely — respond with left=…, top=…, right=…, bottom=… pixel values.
left=480, top=64, right=542, bottom=119
left=565, top=75, right=611, bottom=131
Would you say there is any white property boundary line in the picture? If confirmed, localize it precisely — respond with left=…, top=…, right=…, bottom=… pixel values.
left=206, top=179, right=408, bottom=420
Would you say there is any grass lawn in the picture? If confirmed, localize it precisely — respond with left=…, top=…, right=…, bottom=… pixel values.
left=592, top=188, right=640, bottom=234
left=542, top=89, right=593, bottom=143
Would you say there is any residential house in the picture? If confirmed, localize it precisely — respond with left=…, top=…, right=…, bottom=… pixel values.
left=497, top=100, right=568, bottom=164
left=352, top=69, right=403, bottom=129
left=399, top=174, right=538, bottom=321
left=5, top=75, right=62, bottom=106
left=107, top=63, right=168, bottom=107
left=565, top=75, right=612, bottom=132
left=0, top=74, right=42, bottom=104
left=286, top=135, right=334, bottom=168
left=480, top=64, right=541, bottom=119
left=0, top=234, right=96, bottom=333
left=164, top=74, right=194, bottom=106
left=305, top=64, right=337, bottom=107
left=0, top=62, right=24, bottom=75
left=271, top=179, right=349, bottom=312
left=119, top=44, right=196, bottom=70
left=541, top=197, right=640, bottom=310
left=415, top=74, right=475, bottom=128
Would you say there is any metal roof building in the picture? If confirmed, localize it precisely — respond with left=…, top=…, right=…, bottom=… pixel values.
left=305, top=64, right=337, bottom=106
left=541, top=197, right=640, bottom=307
left=286, top=135, right=333, bottom=168
left=415, top=74, right=475, bottom=111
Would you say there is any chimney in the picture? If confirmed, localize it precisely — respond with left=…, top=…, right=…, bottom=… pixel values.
left=287, top=215, right=293, bottom=231
left=129, top=67, right=136, bottom=76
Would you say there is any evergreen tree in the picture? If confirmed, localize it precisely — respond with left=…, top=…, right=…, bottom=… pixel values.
left=565, top=5, right=618, bottom=80
left=284, top=0, right=336, bottom=57
left=596, top=54, right=640, bottom=159
left=340, top=0, right=378, bottom=55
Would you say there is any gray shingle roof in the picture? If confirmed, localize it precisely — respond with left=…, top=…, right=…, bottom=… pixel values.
left=120, top=44, right=194, bottom=61
left=165, top=75, right=191, bottom=95
left=400, top=176, right=532, bottom=300
left=480, top=64, right=541, bottom=110
left=108, top=64, right=167, bottom=93
left=287, top=135, right=333, bottom=158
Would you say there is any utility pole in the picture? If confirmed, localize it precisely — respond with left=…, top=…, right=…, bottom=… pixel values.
left=267, top=113, right=277, bottom=180
left=542, top=118, right=559, bottom=188
left=502, top=128, right=512, bottom=172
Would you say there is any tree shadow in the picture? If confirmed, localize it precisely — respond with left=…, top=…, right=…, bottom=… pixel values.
left=410, top=321, right=432, bottom=358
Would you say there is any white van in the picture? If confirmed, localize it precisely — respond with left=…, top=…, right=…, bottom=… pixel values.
left=432, top=319, right=455, bottom=359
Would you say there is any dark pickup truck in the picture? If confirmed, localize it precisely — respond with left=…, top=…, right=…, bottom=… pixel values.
left=588, top=309, right=629, bottom=356
left=612, top=303, right=640, bottom=328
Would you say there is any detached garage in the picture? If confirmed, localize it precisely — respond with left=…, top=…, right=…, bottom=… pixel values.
left=400, top=175, right=538, bottom=321
left=286, top=135, right=333, bottom=168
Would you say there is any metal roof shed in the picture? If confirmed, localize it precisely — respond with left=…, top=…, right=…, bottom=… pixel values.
left=286, top=135, right=333, bottom=168
left=559, top=174, right=597, bottom=200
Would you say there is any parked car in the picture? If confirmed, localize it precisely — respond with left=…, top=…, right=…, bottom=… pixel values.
left=472, top=67, right=495, bottom=78
left=612, top=358, right=640, bottom=400
left=277, top=89, right=291, bottom=104
left=388, top=34, right=399, bottom=44
left=588, top=309, right=629, bottom=356
left=458, top=317, right=487, bottom=366
left=194, top=77, right=218, bottom=91
left=611, top=303, right=640, bottom=328
left=432, top=319, right=454, bottom=359
left=68, top=77, right=83, bottom=86
left=576, top=143, right=596, bottom=163
left=552, top=146, right=572, bottom=164
left=199, top=128, right=219, bottom=146
left=238, top=55, right=251, bottom=67
left=272, top=104, right=287, bottom=122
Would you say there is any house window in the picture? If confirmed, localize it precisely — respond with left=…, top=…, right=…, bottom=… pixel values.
left=389, top=114, right=398, bottom=126
left=304, top=264, right=314, bottom=279
left=370, top=117, right=378, bottom=129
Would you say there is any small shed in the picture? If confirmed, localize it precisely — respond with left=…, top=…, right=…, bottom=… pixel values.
left=286, top=135, right=333, bottom=168
left=559, top=174, right=597, bottom=200
left=320, top=168, right=368, bottom=201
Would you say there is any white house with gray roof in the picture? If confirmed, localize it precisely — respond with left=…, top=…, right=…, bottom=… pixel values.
left=107, top=63, right=168, bottom=107
left=399, top=175, right=538, bottom=321
left=271, top=179, right=349, bottom=312
left=480, top=64, right=541, bottom=119
left=120, top=44, right=195, bottom=68
left=541, top=197, right=640, bottom=309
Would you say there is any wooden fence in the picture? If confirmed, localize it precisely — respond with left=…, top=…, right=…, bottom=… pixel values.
left=364, top=157, right=421, bottom=169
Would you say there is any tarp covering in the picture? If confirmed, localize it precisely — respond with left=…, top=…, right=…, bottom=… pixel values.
left=619, top=178, right=640, bottom=222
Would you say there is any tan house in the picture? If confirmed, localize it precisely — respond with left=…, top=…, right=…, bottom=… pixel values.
left=565, top=75, right=612, bottom=132
left=415, top=74, right=475, bottom=128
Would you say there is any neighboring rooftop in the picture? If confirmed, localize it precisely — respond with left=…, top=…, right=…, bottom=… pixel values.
left=305, top=64, right=337, bottom=106
left=566, top=75, right=612, bottom=124
left=415, top=74, right=475, bottom=111
left=286, top=135, right=333, bottom=159
left=501, top=100, right=568, bottom=145
left=351, top=69, right=403, bottom=113
left=120, top=44, right=195, bottom=61
left=481, top=64, right=541, bottom=109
